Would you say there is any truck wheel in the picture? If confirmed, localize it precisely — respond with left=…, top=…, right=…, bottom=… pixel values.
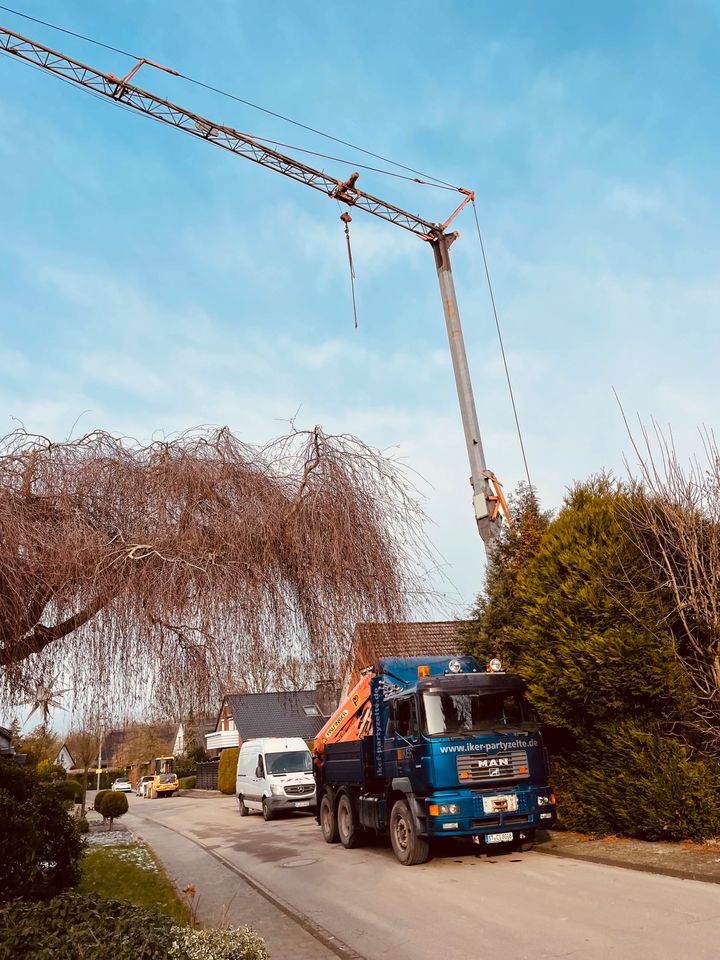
left=390, top=799, right=430, bottom=866
left=319, top=794, right=340, bottom=844
left=238, top=795, right=249, bottom=817
left=262, top=798, right=274, bottom=822
left=337, top=794, right=363, bottom=849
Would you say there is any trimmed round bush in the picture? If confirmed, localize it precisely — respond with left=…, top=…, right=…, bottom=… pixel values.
left=0, top=760, right=84, bottom=902
left=177, top=776, right=196, bottom=790
left=58, top=779, right=84, bottom=804
left=218, top=748, right=239, bottom=795
left=94, top=790, right=128, bottom=825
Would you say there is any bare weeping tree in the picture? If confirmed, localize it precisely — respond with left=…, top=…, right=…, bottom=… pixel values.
left=0, top=426, right=432, bottom=715
left=625, top=424, right=720, bottom=754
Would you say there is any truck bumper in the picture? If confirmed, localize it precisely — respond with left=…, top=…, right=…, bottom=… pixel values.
left=422, top=788, right=556, bottom=839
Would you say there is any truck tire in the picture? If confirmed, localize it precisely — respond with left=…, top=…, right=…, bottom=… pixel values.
left=390, top=799, right=431, bottom=866
left=262, top=798, right=274, bottom=821
left=319, top=794, right=340, bottom=844
left=337, top=794, right=363, bottom=849
left=238, top=795, right=249, bottom=817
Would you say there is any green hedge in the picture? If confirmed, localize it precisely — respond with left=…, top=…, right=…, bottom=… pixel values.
left=218, top=748, right=239, bottom=795
left=0, top=760, right=83, bottom=903
left=178, top=776, right=196, bottom=790
left=0, top=894, right=175, bottom=959
left=552, top=721, right=720, bottom=841
left=467, top=479, right=720, bottom=841
left=0, top=894, right=268, bottom=960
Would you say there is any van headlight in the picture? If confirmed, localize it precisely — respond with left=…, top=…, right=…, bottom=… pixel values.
left=270, top=784, right=284, bottom=796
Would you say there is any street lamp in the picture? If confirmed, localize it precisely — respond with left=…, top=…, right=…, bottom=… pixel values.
left=95, top=716, right=111, bottom=791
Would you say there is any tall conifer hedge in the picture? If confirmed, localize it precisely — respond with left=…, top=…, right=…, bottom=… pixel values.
left=466, top=478, right=720, bottom=840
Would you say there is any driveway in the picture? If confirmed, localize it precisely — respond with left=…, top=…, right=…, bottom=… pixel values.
left=127, top=792, right=720, bottom=960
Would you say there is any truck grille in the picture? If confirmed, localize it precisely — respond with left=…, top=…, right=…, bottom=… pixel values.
left=457, top=750, right=529, bottom=783
left=284, top=784, right=314, bottom=796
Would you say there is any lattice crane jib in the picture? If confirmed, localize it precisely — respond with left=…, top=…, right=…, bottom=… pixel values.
left=0, top=22, right=508, bottom=547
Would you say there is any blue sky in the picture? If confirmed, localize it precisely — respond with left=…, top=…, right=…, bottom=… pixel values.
left=1, top=0, right=719, bottom=612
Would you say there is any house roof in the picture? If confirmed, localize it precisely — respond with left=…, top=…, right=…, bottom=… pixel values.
left=55, top=743, right=76, bottom=767
left=351, top=620, right=469, bottom=665
left=224, top=690, right=327, bottom=740
left=103, top=723, right=176, bottom=767
left=343, top=621, right=471, bottom=693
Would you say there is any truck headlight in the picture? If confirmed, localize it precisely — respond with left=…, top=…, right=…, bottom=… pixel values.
left=429, top=803, right=460, bottom=816
left=537, top=793, right=556, bottom=806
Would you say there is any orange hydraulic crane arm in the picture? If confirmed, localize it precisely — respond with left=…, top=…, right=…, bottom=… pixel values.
left=313, top=672, right=373, bottom=759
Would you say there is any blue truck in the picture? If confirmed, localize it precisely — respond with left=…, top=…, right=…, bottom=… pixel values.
left=314, top=653, right=556, bottom=865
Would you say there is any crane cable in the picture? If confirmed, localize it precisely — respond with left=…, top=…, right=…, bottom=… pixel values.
left=471, top=200, right=533, bottom=492
left=0, top=3, right=459, bottom=191
left=340, top=213, right=359, bottom=329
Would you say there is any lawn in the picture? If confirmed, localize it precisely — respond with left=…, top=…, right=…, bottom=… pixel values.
left=78, top=842, right=190, bottom=925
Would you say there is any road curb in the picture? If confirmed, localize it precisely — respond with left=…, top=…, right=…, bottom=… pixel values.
left=535, top=843, right=720, bottom=884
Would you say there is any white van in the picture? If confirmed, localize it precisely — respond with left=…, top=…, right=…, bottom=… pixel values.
left=235, top=736, right=316, bottom=821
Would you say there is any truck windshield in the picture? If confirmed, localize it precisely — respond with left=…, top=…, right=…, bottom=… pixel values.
left=265, top=750, right=312, bottom=774
left=422, top=690, right=534, bottom=735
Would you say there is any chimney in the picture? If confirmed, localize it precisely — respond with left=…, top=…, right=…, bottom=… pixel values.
left=314, top=679, right=339, bottom=717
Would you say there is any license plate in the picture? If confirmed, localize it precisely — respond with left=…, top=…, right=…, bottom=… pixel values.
left=291, top=800, right=311, bottom=807
left=485, top=832, right=514, bottom=844
left=482, top=794, right=518, bottom=814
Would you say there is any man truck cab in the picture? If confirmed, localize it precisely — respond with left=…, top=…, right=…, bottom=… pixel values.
left=236, top=736, right=316, bottom=820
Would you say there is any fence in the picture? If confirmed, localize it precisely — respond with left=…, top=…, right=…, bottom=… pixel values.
left=195, top=760, right=219, bottom=791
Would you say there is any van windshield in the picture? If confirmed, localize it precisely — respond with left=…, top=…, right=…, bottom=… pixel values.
left=265, top=750, right=312, bottom=775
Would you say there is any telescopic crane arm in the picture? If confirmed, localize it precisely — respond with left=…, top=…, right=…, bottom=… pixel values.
left=0, top=23, right=510, bottom=546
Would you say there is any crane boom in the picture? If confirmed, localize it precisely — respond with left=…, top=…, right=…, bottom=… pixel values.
left=0, top=22, right=509, bottom=545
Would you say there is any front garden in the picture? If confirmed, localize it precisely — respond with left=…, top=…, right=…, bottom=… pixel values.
left=0, top=760, right=267, bottom=959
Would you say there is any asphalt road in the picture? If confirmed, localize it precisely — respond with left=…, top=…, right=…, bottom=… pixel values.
left=126, top=792, right=720, bottom=960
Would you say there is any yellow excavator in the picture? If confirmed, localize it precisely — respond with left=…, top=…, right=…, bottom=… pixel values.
left=149, top=756, right=178, bottom=799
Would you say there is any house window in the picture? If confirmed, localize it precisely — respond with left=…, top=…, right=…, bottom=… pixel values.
left=302, top=705, right=321, bottom=716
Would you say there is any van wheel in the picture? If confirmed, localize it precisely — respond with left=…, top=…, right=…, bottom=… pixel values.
left=262, top=798, right=274, bottom=821
left=337, top=794, right=363, bottom=849
left=390, top=799, right=430, bottom=866
left=320, top=794, right=340, bottom=844
left=238, top=795, right=249, bottom=817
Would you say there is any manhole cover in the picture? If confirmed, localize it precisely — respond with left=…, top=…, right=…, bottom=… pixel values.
left=279, top=857, right=318, bottom=868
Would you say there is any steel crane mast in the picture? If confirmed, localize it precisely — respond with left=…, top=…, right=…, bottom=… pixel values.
left=0, top=23, right=509, bottom=547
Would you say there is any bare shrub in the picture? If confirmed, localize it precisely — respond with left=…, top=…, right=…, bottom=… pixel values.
left=624, top=423, right=720, bottom=753
left=0, top=426, right=432, bottom=713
